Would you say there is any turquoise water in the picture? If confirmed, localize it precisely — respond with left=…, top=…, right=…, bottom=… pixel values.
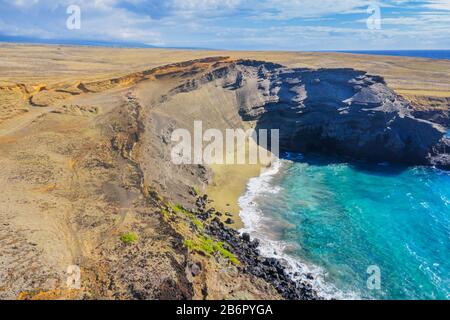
left=247, top=154, right=450, bottom=300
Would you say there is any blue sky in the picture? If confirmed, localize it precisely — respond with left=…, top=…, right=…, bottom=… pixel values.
left=0, top=0, right=449, bottom=50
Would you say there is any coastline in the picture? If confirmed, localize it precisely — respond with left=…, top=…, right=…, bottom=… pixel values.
left=206, top=137, right=267, bottom=229
left=206, top=163, right=261, bottom=229
left=202, top=136, right=329, bottom=299
left=207, top=155, right=346, bottom=300
left=235, top=155, right=358, bottom=300
left=230, top=153, right=450, bottom=300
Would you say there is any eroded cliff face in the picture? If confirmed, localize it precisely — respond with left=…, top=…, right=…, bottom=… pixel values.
left=210, top=61, right=449, bottom=168
left=158, top=59, right=449, bottom=168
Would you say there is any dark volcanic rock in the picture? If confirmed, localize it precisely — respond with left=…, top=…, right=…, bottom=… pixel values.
left=188, top=262, right=202, bottom=277
left=225, top=218, right=234, bottom=225
left=242, top=232, right=251, bottom=242
left=225, top=62, right=449, bottom=168
left=162, top=59, right=449, bottom=168
left=206, top=218, right=319, bottom=300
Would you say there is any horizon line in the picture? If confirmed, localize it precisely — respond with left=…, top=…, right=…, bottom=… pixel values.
left=1, top=36, right=450, bottom=52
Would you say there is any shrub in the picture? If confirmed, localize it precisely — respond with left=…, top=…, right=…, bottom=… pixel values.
left=184, top=237, right=240, bottom=265
left=170, top=204, right=204, bottom=230
left=120, top=232, right=138, bottom=245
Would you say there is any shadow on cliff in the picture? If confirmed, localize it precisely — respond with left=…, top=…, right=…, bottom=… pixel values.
left=279, top=152, right=410, bottom=177
left=236, top=64, right=447, bottom=171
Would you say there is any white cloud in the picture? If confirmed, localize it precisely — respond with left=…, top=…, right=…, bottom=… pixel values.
left=12, top=0, right=39, bottom=8
left=171, top=0, right=241, bottom=11
left=423, top=0, right=450, bottom=11
left=1, top=0, right=449, bottom=49
left=257, top=0, right=369, bottom=19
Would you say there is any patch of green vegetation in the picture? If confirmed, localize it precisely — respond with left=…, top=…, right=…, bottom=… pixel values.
left=184, top=237, right=215, bottom=255
left=169, top=203, right=237, bottom=264
left=184, top=236, right=240, bottom=265
left=120, top=232, right=138, bottom=245
left=215, top=242, right=240, bottom=266
left=171, top=204, right=188, bottom=214
left=170, top=203, right=204, bottom=230
left=161, top=209, right=171, bottom=219
left=192, top=218, right=204, bottom=230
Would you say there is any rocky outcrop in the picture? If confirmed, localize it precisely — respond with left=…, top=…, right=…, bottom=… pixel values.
left=206, top=217, right=319, bottom=300
left=163, top=59, right=449, bottom=168
left=220, top=61, right=449, bottom=169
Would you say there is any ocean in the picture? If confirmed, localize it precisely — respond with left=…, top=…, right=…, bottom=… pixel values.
left=239, top=153, right=450, bottom=300
left=338, top=50, right=450, bottom=60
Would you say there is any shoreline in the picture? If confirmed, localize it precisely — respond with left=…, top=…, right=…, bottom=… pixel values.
left=235, top=155, right=357, bottom=300
left=205, top=156, right=335, bottom=300
left=229, top=153, right=450, bottom=300
left=206, top=155, right=330, bottom=299
left=206, top=137, right=268, bottom=229
left=206, top=163, right=263, bottom=229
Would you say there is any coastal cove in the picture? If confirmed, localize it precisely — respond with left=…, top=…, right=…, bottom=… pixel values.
left=237, top=153, right=450, bottom=300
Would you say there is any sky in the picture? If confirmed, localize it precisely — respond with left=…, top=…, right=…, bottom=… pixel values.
left=0, top=0, right=449, bottom=50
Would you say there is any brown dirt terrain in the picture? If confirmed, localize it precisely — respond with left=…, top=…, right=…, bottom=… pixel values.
left=0, top=54, right=281, bottom=300
left=0, top=44, right=449, bottom=300
left=2, top=44, right=449, bottom=123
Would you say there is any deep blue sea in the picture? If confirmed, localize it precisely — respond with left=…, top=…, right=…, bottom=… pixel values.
left=239, top=154, right=450, bottom=300
left=338, top=50, right=450, bottom=60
